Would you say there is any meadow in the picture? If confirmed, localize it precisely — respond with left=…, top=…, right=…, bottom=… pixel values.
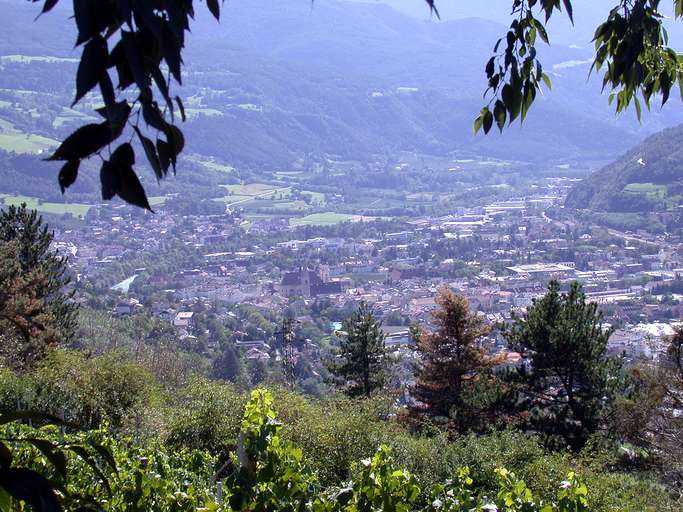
left=0, top=194, right=91, bottom=218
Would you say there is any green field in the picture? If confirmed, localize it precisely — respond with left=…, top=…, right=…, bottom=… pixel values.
left=187, top=155, right=234, bottom=173
left=623, top=182, right=668, bottom=199
left=0, top=194, right=91, bottom=218
left=0, top=117, right=58, bottom=154
left=213, top=194, right=253, bottom=205
left=289, top=212, right=365, bottom=226
left=223, top=183, right=289, bottom=196
left=53, top=107, right=96, bottom=129
left=148, top=196, right=169, bottom=207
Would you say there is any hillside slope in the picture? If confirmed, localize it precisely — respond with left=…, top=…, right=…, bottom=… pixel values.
left=3, top=0, right=683, bottom=170
left=565, top=124, right=683, bottom=212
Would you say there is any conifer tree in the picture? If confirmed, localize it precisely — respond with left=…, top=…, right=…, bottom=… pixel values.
left=0, top=204, right=77, bottom=369
left=410, top=289, right=493, bottom=432
left=503, top=280, right=621, bottom=449
left=327, top=301, right=388, bottom=398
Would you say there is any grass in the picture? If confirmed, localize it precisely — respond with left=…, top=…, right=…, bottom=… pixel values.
left=0, top=194, right=91, bottom=218
left=623, top=182, right=668, bottom=200
left=53, top=107, right=96, bottom=129
left=187, top=155, right=234, bottom=173
left=148, top=196, right=168, bottom=207
left=0, top=117, right=58, bottom=154
left=213, top=194, right=253, bottom=205
left=223, top=183, right=287, bottom=196
left=289, top=212, right=367, bottom=226
left=243, top=200, right=310, bottom=212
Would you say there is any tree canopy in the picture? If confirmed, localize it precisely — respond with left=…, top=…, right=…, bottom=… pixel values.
left=0, top=204, right=77, bottom=369
left=30, top=0, right=683, bottom=207
left=502, top=280, right=622, bottom=449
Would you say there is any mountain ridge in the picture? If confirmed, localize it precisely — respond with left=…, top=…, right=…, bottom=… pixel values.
left=566, top=124, right=683, bottom=212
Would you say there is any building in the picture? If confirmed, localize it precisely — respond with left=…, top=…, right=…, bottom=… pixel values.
left=173, top=311, right=195, bottom=330
left=280, top=267, right=350, bottom=298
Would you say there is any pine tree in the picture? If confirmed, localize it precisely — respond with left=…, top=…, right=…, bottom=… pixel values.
left=0, top=204, right=77, bottom=369
left=212, top=345, right=243, bottom=382
left=503, top=280, right=622, bottom=449
left=327, top=301, right=388, bottom=398
left=410, top=289, right=493, bottom=432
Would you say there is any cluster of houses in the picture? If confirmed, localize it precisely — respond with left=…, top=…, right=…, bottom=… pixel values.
left=49, top=178, right=683, bottom=368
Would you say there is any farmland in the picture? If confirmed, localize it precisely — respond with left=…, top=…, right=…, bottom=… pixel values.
left=0, top=194, right=91, bottom=218
left=289, top=212, right=367, bottom=226
left=0, top=118, right=57, bottom=154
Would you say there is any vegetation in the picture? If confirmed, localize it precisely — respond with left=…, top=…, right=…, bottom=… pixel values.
left=502, top=281, right=622, bottom=450
left=410, top=289, right=498, bottom=434
left=566, top=123, right=683, bottom=212
left=0, top=204, right=77, bottom=369
left=0, top=221, right=680, bottom=509
left=326, top=301, right=389, bottom=398
left=27, top=0, right=683, bottom=206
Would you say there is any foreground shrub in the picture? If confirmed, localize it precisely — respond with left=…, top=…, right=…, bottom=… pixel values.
left=2, top=389, right=657, bottom=511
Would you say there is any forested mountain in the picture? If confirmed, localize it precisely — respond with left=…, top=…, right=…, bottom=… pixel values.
left=566, top=124, right=683, bottom=213
left=2, top=0, right=683, bottom=179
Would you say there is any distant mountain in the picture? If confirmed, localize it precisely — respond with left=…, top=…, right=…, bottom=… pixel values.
left=2, top=0, right=683, bottom=170
left=565, top=124, right=683, bottom=212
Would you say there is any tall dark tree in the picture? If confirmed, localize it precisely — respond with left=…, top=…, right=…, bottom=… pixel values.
left=503, top=280, right=622, bottom=449
left=327, top=301, right=388, bottom=398
left=0, top=204, right=77, bottom=369
left=212, top=344, right=243, bottom=382
left=410, top=289, right=494, bottom=433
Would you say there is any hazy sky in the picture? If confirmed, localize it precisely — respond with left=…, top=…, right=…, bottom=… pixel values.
left=351, top=0, right=683, bottom=46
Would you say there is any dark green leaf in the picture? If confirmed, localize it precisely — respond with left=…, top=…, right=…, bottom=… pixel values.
left=87, top=441, right=117, bottom=474
left=73, top=35, right=108, bottom=106
left=24, top=439, right=67, bottom=479
left=46, top=123, right=114, bottom=161
left=0, top=468, right=62, bottom=512
left=0, top=442, right=12, bottom=469
left=66, top=446, right=112, bottom=496
left=175, top=96, right=186, bottom=122
left=207, top=0, right=220, bottom=21
left=134, top=127, right=162, bottom=179
left=493, top=100, right=506, bottom=132
left=142, top=101, right=167, bottom=131
left=37, top=0, right=60, bottom=18
left=156, top=139, right=171, bottom=174
left=110, top=142, right=135, bottom=168
left=73, top=0, right=115, bottom=46
left=58, top=160, right=80, bottom=194
left=118, top=166, right=153, bottom=212
left=482, top=109, right=493, bottom=134
left=100, top=160, right=118, bottom=200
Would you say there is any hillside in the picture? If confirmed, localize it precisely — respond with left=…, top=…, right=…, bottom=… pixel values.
left=2, top=0, right=683, bottom=175
left=565, top=124, right=683, bottom=213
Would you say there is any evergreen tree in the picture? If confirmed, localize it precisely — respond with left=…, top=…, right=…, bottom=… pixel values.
left=503, top=280, right=622, bottom=449
left=212, top=345, right=243, bottom=382
left=410, top=289, right=494, bottom=433
left=0, top=204, right=77, bottom=369
left=327, top=301, right=388, bottom=398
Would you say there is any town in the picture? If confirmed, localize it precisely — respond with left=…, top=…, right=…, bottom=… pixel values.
left=48, top=168, right=682, bottom=384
